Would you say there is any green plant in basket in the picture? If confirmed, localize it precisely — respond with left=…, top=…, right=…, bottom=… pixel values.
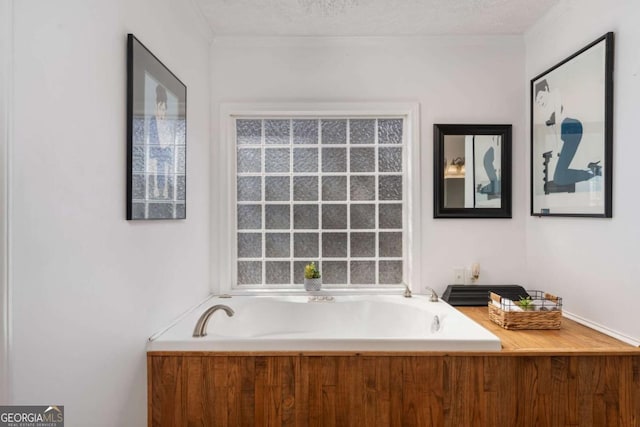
left=304, top=262, right=321, bottom=279
left=517, top=296, right=534, bottom=310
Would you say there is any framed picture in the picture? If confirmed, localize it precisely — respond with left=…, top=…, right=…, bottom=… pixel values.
left=530, top=32, right=613, bottom=217
left=434, top=124, right=512, bottom=219
left=127, top=34, right=186, bottom=220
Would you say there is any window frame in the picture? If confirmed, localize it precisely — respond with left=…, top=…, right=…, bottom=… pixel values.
left=215, top=103, right=421, bottom=295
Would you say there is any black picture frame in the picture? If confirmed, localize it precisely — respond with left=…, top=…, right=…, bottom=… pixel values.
left=434, top=124, right=512, bottom=219
left=127, top=34, right=187, bottom=220
left=530, top=32, right=614, bottom=218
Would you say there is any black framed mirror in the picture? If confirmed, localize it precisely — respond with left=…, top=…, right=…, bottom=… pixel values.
left=434, top=124, right=512, bottom=218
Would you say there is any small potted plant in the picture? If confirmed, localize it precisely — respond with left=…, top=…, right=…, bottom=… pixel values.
left=304, top=262, right=322, bottom=292
left=517, top=296, right=535, bottom=311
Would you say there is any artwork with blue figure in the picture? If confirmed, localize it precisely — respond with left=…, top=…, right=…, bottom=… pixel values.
left=534, top=79, right=601, bottom=195
left=473, top=134, right=501, bottom=208
left=477, top=146, right=500, bottom=197
left=148, top=84, right=175, bottom=199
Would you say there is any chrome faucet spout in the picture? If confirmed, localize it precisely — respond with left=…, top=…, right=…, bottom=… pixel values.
left=193, top=304, right=234, bottom=338
left=424, top=287, right=439, bottom=302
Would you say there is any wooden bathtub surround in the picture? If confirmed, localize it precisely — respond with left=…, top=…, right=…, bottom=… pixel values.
left=148, top=311, right=640, bottom=427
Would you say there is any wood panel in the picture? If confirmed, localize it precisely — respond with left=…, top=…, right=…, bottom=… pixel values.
left=149, top=354, right=640, bottom=427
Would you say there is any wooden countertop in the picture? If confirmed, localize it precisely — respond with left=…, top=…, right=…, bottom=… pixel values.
left=458, top=306, right=639, bottom=355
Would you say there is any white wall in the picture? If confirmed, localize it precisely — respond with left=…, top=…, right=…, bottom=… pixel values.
left=0, top=0, right=12, bottom=404
left=8, top=0, right=212, bottom=425
left=210, top=36, right=527, bottom=294
left=525, top=0, right=640, bottom=343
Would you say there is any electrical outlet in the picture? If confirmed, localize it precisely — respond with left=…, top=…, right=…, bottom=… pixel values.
left=453, top=268, right=465, bottom=285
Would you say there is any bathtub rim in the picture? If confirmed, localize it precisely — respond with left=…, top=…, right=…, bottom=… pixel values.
left=150, top=289, right=420, bottom=342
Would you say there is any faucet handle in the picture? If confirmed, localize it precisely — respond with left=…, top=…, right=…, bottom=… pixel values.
left=424, top=286, right=439, bottom=302
left=403, top=284, right=412, bottom=298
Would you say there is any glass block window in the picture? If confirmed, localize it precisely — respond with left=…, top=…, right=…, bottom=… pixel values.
left=235, top=117, right=404, bottom=287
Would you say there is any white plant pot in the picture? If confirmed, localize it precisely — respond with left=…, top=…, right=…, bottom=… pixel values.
left=304, top=278, right=322, bottom=292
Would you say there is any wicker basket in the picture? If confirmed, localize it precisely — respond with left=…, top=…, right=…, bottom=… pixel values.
left=488, top=290, right=562, bottom=330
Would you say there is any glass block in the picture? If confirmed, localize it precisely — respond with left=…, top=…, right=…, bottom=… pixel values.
left=236, top=119, right=262, bottom=145
left=148, top=203, right=174, bottom=219
left=349, top=119, right=375, bottom=144
left=350, top=176, right=375, bottom=201
left=322, top=261, right=347, bottom=284
left=237, top=233, right=262, bottom=258
left=265, top=205, right=290, bottom=229
left=237, top=148, right=261, bottom=173
left=350, top=261, right=376, bottom=285
left=176, top=146, right=186, bottom=174
left=132, top=174, right=145, bottom=200
left=237, top=205, right=262, bottom=229
left=350, top=204, right=375, bottom=229
left=322, top=204, right=347, bottom=229
left=133, top=117, right=145, bottom=145
left=350, top=232, right=375, bottom=257
left=379, top=204, right=403, bottom=229
left=132, top=146, right=145, bottom=173
left=265, top=176, right=290, bottom=201
left=294, top=233, right=319, bottom=258
left=294, top=204, right=319, bottom=229
left=131, top=203, right=145, bottom=219
left=265, top=233, right=290, bottom=258
left=176, top=175, right=186, bottom=201
left=145, top=148, right=155, bottom=174
left=237, top=176, right=262, bottom=201
left=176, top=203, right=185, bottom=219
left=350, top=147, right=375, bottom=172
left=379, top=232, right=403, bottom=257
left=294, top=261, right=313, bottom=285
left=293, top=148, right=318, bottom=173
left=148, top=175, right=174, bottom=200
left=149, top=145, right=175, bottom=174
left=379, top=147, right=402, bottom=172
left=293, top=119, right=318, bottom=144
left=238, top=261, right=262, bottom=285
left=175, top=119, right=186, bottom=145
left=321, top=119, right=347, bottom=144
left=322, top=232, right=347, bottom=258
left=293, top=176, right=318, bottom=201
left=265, top=148, right=290, bottom=173
left=378, top=119, right=403, bottom=144
left=265, top=119, right=290, bottom=145
left=379, top=261, right=403, bottom=284
left=322, top=176, right=347, bottom=201
left=322, top=147, right=346, bottom=172
left=171, top=121, right=183, bottom=145
left=266, top=261, right=291, bottom=284
left=379, top=175, right=402, bottom=200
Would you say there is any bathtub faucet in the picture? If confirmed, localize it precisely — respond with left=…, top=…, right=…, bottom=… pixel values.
left=424, top=287, right=439, bottom=302
left=193, top=304, right=234, bottom=338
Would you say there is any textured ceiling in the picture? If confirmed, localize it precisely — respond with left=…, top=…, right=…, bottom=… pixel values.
left=194, top=0, right=559, bottom=36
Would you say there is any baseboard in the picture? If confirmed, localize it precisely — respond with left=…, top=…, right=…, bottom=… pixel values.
left=563, top=311, right=640, bottom=347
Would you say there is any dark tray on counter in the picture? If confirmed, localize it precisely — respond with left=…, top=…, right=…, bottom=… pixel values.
left=442, top=285, right=530, bottom=306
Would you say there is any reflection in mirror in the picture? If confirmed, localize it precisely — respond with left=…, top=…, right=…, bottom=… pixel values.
left=434, top=124, right=511, bottom=218
left=442, top=135, right=502, bottom=209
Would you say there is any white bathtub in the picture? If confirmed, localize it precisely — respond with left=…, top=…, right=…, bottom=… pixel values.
left=147, top=294, right=502, bottom=352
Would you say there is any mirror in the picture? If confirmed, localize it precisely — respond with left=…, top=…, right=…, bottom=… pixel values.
left=434, top=124, right=512, bottom=218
